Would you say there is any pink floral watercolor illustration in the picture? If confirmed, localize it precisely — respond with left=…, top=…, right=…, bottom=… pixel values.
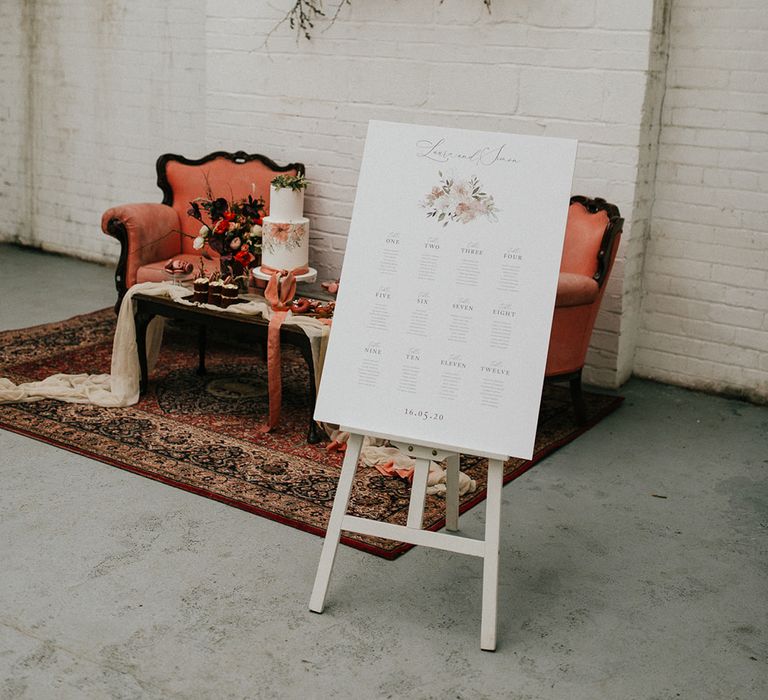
left=263, top=221, right=307, bottom=253
left=421, top=173, right=499, bottom=227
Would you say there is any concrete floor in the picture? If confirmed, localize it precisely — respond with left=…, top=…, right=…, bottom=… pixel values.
left=0, top=243, right=766, bottom=700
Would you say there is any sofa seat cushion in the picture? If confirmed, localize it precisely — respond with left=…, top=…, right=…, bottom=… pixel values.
left=555, top=272, right=599, bottom=308
left=136, top=255, right=220, bottom=284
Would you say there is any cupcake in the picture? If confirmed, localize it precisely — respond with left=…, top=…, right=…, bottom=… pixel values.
left=193, top=277, right=209, bottom=303
left=208, top=279, right=224, bottom=306
left=221, top=283, right=239, bottom=308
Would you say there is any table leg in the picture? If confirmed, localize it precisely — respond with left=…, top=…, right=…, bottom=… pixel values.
left=445, top=452, right=460, bottom=532
left=569, top=371, right=587, bottom=425
left=197, top=325, right=207, bottom=376
left=308, top=420, right=327, bottom=445
left=299, top=343, right=326, bottom=444
left=134, top=311, right=155, bottom=395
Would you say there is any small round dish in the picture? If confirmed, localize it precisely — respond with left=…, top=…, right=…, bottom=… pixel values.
left=164, top=270, right=194, bottom=286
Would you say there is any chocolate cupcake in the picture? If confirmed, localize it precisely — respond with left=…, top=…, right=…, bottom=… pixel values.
left=193, top=277, right=209, bottom=303
left=208, top=279, right=224, bottom=306
left=221, top=283, right=239, bottom=308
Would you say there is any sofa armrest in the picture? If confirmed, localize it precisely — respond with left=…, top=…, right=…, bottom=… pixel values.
left=555, top=272, right=599, bottom=308
left=102, top=203, right=181, bottom=293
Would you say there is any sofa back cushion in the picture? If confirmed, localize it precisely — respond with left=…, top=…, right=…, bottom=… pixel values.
left=559, top=200, right=610, bottom=278
left=161, top=154, right=302, bottom=254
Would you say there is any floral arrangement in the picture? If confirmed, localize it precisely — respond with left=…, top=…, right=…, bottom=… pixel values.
left=421, top=173, right=499, bottom=227
left=187, top=190, right=266, bottom=272
left=271, top=173, right=308, bottom=191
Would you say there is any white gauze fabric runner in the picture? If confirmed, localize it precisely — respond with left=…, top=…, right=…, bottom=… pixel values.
left=0, top=281, right=476, bottom=498
left=0, top=282, right=329, bottom=407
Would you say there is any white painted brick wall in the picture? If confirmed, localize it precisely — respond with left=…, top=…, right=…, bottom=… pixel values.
left=0, top=0, right=662, bottom=388
left=636, top=0, right=768, bottom=402
left=612, top=0, right=672, bottom=387
left=8, top=0, right=764, bottom=399
left=3, top=0, right=207, bottom=265
left=204, top=0, right=660, bottom=388
left=0, top=2, right=29, bottom=242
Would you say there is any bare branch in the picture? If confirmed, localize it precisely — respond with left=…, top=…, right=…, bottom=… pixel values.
left=270, top=1, right=492, bottom=42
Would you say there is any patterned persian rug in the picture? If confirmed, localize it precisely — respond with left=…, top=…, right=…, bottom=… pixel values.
left=0, top=309, right=622, bottom=559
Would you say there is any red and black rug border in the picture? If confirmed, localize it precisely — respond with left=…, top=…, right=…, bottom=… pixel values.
left=0, top=394, right=622, bottom=560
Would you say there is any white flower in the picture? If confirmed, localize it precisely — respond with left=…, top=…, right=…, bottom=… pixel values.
left=250, top=224, right=262, bottom=236
left=199, top=225, right=209, bottom=237
left=193, top=236, right=205, bottom=250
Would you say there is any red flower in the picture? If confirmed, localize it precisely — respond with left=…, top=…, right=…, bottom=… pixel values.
left=214, top=219, right=229, bottom=234
left=223, top=211, right=236, bottom=222
left=234, top=249, right=253, bottom=266
left=255, top=217, right=263, bottom=226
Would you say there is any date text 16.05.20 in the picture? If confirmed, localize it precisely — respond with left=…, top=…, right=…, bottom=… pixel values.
left=403, top=408, right=445, bottom=422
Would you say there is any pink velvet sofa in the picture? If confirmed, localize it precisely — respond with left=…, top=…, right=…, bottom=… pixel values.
left=546, top=196, right=624, bottom=423
left=102, top=151, right=304, bottom=311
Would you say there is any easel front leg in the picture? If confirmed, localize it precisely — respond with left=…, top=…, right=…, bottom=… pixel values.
left=406, top=456, right=431, bottom=529
left=481, top=457, right=504, bottom=651
left=309, top=433, right=364, bottom=613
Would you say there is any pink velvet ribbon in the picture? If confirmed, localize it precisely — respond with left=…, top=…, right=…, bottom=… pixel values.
left=260, top=263, right=310, bottom=277
left=261, top=268, right=302, bottom=431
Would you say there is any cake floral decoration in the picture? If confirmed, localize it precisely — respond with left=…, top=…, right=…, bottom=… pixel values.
left=421, top=172, right=499, bottom=227
left=271, top=173, right=308, bottom=191
left=263, top=222, right=308, bottom=254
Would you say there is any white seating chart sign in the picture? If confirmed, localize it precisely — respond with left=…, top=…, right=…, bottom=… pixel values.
left=315, top=121, right=577, bottom=459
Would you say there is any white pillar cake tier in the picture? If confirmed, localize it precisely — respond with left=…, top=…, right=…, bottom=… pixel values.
left=269, top=185, right=304, bottom=222
left=260, top=216, right=310, bottom=273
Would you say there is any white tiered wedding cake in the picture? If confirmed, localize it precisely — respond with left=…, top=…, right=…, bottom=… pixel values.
left=260, top=183, right=310, bottom=274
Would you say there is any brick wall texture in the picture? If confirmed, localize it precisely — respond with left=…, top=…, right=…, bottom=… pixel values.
left=0, top=2, right=28, bottom=241
left=636, top=0, right=768, bottom=401
left=1, top=0, right=765, bottom=401
left=3, top=0, right=207, bottom=264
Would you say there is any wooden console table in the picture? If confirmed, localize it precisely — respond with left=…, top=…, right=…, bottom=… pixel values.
left=132, top=289, right=330, bottom=443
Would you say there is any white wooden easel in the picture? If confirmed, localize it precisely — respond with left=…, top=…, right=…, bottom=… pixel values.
left=309, top=432, right=507, bottom=651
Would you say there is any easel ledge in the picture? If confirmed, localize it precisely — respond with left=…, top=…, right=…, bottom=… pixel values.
left=337, top=425, right=510, bottom=462
left=309, top=431, right=508, bottom=651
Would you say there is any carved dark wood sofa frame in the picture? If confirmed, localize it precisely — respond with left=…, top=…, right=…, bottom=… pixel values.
left=544, top=195, right=624, bottom=424
left=103, top=151, right=304, bottom=312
